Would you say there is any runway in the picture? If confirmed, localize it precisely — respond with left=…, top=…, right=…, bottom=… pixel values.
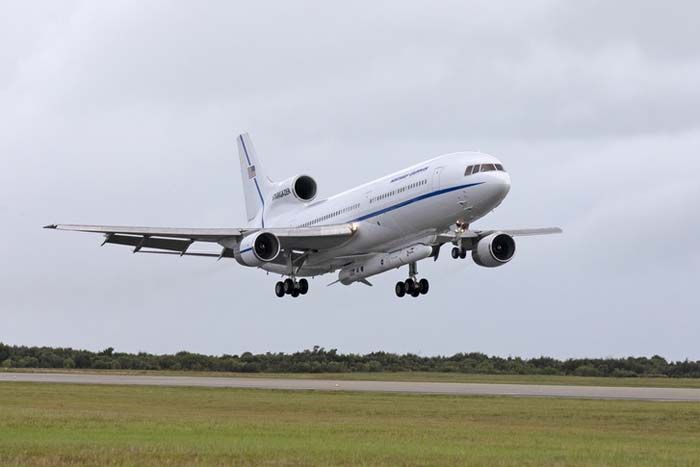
left=1, top=372, right=699, bottom=401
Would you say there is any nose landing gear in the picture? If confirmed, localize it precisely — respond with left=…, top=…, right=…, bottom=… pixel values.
left=275, top=278, right=309, bottom=298
left=395, top=262, right=429, bottom=298
left=451, top=221, right=469, bottom=259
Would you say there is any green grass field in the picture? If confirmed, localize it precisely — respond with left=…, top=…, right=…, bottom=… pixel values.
left=1, top=382, right=699, bottom=466
left=5, top=368, right=700, bottom=388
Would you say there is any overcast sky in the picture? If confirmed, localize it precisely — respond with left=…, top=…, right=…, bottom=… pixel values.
left=2, top=1, right=699, bottom=360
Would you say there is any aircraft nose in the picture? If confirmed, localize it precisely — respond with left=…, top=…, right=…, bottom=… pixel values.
left=493, top=171, right=511, bottom=199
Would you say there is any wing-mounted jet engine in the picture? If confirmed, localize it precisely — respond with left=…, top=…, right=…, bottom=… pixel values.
left=471, top=232, right=516, bottom=267
left=236, top=231, right=281, bottom=267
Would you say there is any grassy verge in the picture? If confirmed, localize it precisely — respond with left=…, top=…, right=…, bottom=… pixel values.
left=3, top=367, right=700, bottom=388
left=0, top=382, right=699, bottom=466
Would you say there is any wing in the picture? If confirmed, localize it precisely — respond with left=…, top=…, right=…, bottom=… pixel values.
left=476, top=227, right=563, bottom=237
left=44, top=223, right=355, bottom=258
left=436, top=227, right=562, bottom=245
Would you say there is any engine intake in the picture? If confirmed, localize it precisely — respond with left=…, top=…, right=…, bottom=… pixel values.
left=472, top=232, right=516, bottom=268
left=238, top=232, right=281, bottom=266
left=293, top=175, right=317, bottom=202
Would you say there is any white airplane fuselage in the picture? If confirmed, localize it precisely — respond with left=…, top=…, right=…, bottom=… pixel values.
left=258, top=151, right=511, bottom=278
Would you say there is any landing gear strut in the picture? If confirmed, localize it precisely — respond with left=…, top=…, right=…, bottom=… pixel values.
left=451, top=221, right=469, bottom=259
left=275, top=278, right=309, bottom=298
left=395, top=262, right=429, bottom=298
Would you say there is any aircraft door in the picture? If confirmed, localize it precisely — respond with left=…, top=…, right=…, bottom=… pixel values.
left=432, top=167, right=443, bottom=190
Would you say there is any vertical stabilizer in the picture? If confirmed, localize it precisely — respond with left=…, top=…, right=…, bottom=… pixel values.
left=237, top=133, right=274, bottom=227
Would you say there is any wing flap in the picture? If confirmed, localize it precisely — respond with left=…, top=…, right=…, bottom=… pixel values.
left=137, top=249, right=235, bottom=258
left=104, top=234, right=193, bottom=253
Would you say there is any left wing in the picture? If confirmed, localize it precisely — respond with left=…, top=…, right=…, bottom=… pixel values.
left=437, top=227, right=562, bottom=245
left=44, top=223, right=355, bottom=257
left=475, top=227, right=562, bottom=237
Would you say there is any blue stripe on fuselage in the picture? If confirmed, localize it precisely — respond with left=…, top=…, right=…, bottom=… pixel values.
left=352, top=182, right=484, bottom=223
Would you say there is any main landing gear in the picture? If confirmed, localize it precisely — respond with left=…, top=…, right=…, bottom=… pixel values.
left=451, top=246, right=467, bottom=259
left=275, top=278, right=308, bottom=298
left=395, top=262, right=429, bottom=298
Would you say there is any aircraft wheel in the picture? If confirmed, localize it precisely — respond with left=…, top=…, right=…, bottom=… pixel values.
left=298, top=278, right=309, bottom=295
left=410, top=287, right=421, bottom=297
left=459, top=248, right=467, bottom=259
left=404, top=278, right=416, bottom=294
left=290, top=287, right=300, bottom=298
left=274, top=281, right=285, bottom=298
left=283, top=278, right=295, bottom=294
left=451, top=247, right=460, bottom=259
left=419, top=278, right=429, bottom=295
left=395, top=281, right=406, bottom=297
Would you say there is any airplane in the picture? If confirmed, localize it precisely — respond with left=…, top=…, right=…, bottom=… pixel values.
left=45, top=133, right=561, bottom=298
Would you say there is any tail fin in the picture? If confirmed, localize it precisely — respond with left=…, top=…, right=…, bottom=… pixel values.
left=237, top=133, right=274, bottom=227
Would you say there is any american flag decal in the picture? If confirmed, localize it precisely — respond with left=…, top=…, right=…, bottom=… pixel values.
left=247, top=165, right=256, bottom=179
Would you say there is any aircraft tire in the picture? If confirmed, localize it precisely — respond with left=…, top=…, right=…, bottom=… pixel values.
left=419, top=278, right=429, bottom=295
left=404, top=278, right=416, bottom=294
left=274, top=281, right=285, bottom=298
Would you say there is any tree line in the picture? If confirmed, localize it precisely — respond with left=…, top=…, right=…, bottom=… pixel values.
left=1, top=343, right=699, bottom=378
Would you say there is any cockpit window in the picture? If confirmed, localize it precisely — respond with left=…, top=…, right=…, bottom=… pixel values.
left=466, top=163, right=506, bottom=175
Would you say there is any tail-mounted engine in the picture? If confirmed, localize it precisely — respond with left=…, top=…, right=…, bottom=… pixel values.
left=270, top=175, right=318, bottom=205
left=472, top=232, right=516, bottom=267
left=237, top=231, right=281, bottom=267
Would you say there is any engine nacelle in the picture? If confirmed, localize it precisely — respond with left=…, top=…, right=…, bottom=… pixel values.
left=472, top=232, right=516, bottom=268
left=238, top=232, right=281, bottom=267
left=270, top=175, right=318, bottom=205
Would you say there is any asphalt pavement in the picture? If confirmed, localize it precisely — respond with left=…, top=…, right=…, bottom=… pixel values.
left=2, top=372, right=699, bottom=401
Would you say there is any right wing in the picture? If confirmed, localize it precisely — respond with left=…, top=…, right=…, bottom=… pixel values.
left=44, top=223, right=355, bottom=258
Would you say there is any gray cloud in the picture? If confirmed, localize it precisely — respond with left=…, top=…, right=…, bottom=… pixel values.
left=1, top=1, right=699, bottom=359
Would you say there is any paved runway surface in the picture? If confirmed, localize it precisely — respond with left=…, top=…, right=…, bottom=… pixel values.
left=2, top=372, right=699, bottom=401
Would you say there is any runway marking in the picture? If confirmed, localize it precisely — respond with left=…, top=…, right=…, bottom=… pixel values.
left=1, top=373, right=699, bottom=401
